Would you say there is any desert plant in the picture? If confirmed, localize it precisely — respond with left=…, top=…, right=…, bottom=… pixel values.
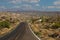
left=0, top=20, right=11, bottom=28
left=48, top=33, right=59, bottom=38
left=34, top=32, right=41, bottom=36
left=50, top=23, right=60, bottom=29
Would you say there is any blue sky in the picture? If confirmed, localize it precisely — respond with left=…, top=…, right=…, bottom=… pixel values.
left=0, top=0, right=60, bottom=11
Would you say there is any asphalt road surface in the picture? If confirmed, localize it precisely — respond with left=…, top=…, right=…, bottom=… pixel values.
left=0, top=22, right=38, bottom=40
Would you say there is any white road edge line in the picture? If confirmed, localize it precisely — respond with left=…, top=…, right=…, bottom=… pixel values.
left=28, top=24, right=41, bottom=40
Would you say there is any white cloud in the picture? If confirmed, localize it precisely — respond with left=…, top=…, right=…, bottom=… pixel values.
left=10, top=0, right=17, bottom=4
left=12, top=6, right=20, bottom=8
left=0, top=6, right=6, bottom=9
left=48, top=6, right=60, bottom=9
left=48, top=6, right=55, bottom=8
left=21, top=4, right=33, bottom=9
left=47, top=0, right=60, bottom=9
left=35, top=4, right=40, bottom=6
left=23, top=0, right=40, bottom=3
left=10, top=0, right=40, bottom=4
left=10, top=4, right=33, bottom=10
left=9, top=0, right=21, bottom=4
left=54, top=0, right=60, bottom=5
left=42, top=6, right=47, bottom=9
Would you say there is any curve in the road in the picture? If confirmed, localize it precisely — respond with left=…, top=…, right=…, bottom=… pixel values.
left=0, top=22, right=38, bottom=40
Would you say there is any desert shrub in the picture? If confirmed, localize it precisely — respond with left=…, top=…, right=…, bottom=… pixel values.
left=0, top=20, right=11, bottom=28
left=44, top=26, right=50, bottom=29
left=48, top=33, right=59, bottom=38
left=50, top=23, right=60, bottom=29
left=34, top=32, right=41, bottom=36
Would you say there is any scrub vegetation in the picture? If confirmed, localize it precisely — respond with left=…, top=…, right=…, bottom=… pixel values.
left=29, top=14, right=60, bottom=40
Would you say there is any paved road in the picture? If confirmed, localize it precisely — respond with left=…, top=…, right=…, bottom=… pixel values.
left=0, top=22, right=38, bottom=40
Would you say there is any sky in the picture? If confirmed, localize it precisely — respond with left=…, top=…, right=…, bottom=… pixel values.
left=0, top=0, right=60, bottom=11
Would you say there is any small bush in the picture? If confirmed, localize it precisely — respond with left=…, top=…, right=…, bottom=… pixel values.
left=50, top=23, right=60, bottom=29
left=0, top=20, right=11, bottom=28
left=34, top=32, right=41, bottom=36
left=48, top=33, right=59, bottom=38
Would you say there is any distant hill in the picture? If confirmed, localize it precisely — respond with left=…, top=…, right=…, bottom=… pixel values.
left=0, top=11, right=60, bottom=16
left=16, top=11, right=60, bottom=16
